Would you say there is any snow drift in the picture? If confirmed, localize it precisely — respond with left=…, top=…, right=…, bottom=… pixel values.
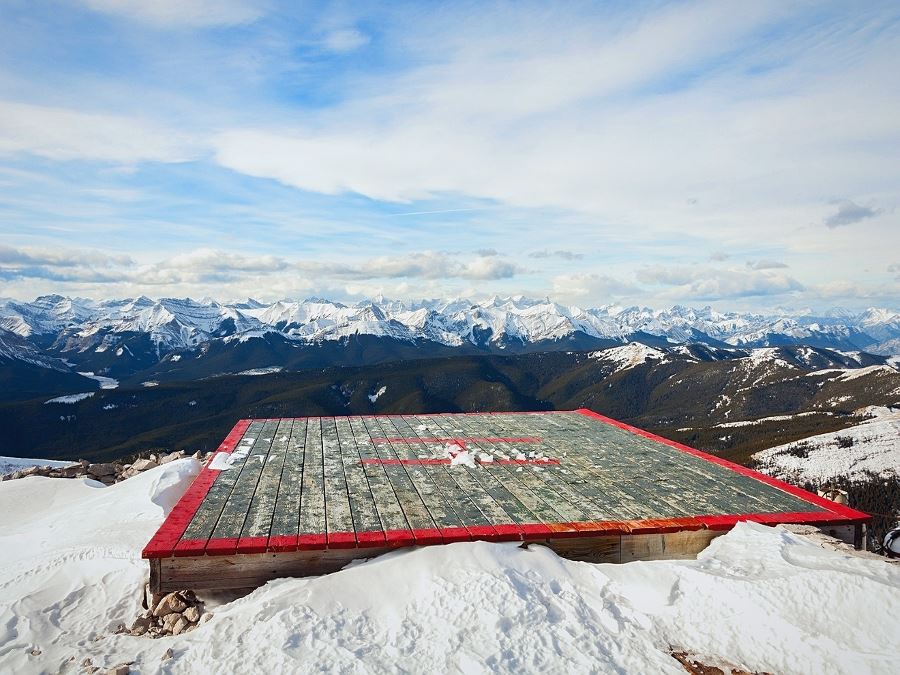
left=1, top=461, right=898, bottom=674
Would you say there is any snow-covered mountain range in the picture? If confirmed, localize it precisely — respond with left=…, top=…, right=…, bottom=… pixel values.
left=2, top=294, right=898, bottom=359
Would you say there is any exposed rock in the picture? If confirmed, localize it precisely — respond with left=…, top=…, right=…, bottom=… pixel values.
left=161, top=648, right=174, bottom=661
left=106, top=665, right=130, bottom=675
left=171, top=616, right=189, bottom=636
left=87, top=463, right=117, bottom=477
left=153, top=592, right=188, bottom=618
left=183, top=605, right=200, bottom=623
left=159, top=451, right=185, bottom=465
left=131, top=458, right=158, bottom=472
left=30, top=648, right=41, bottom=656
left=162, top=613, right=180, bottom=632
left=199, top=612, right=213, bottom=625
left=129, top=615, right=153, bottom=636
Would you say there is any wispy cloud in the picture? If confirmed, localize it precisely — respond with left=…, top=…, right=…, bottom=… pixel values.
left=0, top=1, right=897, bottom=310
left=823, top=199, right=881, bottom=228
left=0, top=101, right=201, bottom=163
left=320, top=28, right=369, bottom=54
left=79, top=0, right=263, bottom=27
left=528, top=250, right=584, bottom=261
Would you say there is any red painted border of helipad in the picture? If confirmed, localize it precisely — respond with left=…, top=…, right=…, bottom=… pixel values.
left=142, top=410, right=870, bottom=559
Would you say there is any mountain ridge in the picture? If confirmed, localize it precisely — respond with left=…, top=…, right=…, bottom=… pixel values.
left=3, top=294, right=898, bottom=354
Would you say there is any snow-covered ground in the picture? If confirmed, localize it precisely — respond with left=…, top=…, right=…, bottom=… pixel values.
left=1, top=463, right=899, bottom=674
left=0, top=455, right=76, bottom=475
left=44, top=392, right=94, bottom=404
left=237, top=366, right=283, bottom=376
left=754, top=406, right=900, bottom=483
left=77, top=371, right=119, bottom=389
left=368, top=385, right=387, bottom=402
left=590, top=342, right=667, bottom=373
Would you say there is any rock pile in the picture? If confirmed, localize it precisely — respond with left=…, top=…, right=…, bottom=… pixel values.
left=122, top=587, right=212, bottom=638
left=1, top=450, right=210, bottom=484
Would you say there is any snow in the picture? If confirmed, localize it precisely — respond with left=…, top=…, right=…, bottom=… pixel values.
left=368, top=385, right=387, bottom=403
left=0, top=456, right=76, bottom=475
left=141, top=381, right=159, bottom=387
left=170, top=354, right=182, bottom=362
left=806, top=364, right=898, bottom=381
left=236, top=366, right=283, bottom=376
left=590, top=342, right=667, bottom=373
left=4, top=294, right=900, bottom=355
left=754, top=406, right=900, bottom=483
left=78, top=371, right=119, bottom=389
left=44, top=392, right=94, bottom=404
left=715, top=411, right=831, bottom=428
left=1, top=466, right=899, bottom=674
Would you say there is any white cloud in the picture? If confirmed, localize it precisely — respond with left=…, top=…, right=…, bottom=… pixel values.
left=637, top=265, right=804, bottom=300
left=746, top=260, right=789, bottom=270
left=0, top=101, right=201, bottom=163
left=294, top=251, right=521, bottom=281
left=551, top=273, right=641, bottom=301
left=209, top=0, right=900, bottom=288
left=81, top=0, right=262, bottom=27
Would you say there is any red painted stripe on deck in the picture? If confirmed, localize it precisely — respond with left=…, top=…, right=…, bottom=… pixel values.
left=189, top=509, right=859, bottom=555
left=267, top=534, right=299, bottom=552
left=205, top=537, right=239, bottom=556
left=235, top=536, right=269, bottom=554
left=371, top=437, right=541, bottom=444
left=519, top=522, right=555, bottom=537
left=327, top=532, right=358, bottom=549
left=575, top=408, right=871, bottom=524
left=143, top=419, right=251, bottom=559
left=412, top=528, right=445, bottom=546
left=356, top=531, right=387, bottom=547
left=298, top=533, right=328, bottom=549
left=383, top=529, right=417, bottom=547
left=171, top=538, right=208, bottom=557
left=438, top=526, right=474, bottom=543
left=359, top=458, right=559, bottom=466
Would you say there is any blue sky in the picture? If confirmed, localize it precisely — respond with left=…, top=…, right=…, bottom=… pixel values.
left=0, top=0, right=898, bottom=311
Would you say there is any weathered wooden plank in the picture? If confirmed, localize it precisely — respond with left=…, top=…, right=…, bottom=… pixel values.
left=333, top=417, right=385, bottom=546
left=390, top=415, right=493, bottom=540
left=237, top=419, right=293, bottom=552
left=565, top=411, right=818, bottom=515
left=207, top=420, right=280, bottom=554
left=321, top=417, right=356, bottom=547
left=178, top=420, right=267, bottom=548
left=532, top=412, right=693, bottom=519
left=557, top=412, right=748, bottom=515
left=298, top=417, right=327, bottom=548
left=378, top=416, right=470, bottom=534
left=539, top=535, right=622, bottom=564
left=268, top=419, right=307, bottom=551
left=346, top=416, right=413, bottom=546
left=423, top=413, right=551, bottom=537
left=153, top=545, right=397, bottom=593
left=440, top=413, right=596, bottom=526
left=152, top=528, right=724, bottom=593
left=619, top=528, right=722, bottom=563
left=359, top=415, right=440, bottom=542
left=414, top=414, right=571, bottom=534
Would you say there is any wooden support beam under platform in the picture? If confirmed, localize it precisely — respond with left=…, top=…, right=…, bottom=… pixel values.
left=151, top=529, right=725, bottom=594
left=144, top=410, right=871, bottom=594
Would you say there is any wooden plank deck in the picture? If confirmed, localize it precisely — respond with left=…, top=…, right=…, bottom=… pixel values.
left=145, top=409, right=871, bottom=591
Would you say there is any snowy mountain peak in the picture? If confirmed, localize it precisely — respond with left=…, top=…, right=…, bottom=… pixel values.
left=1, top=295, right=898, bottom=357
